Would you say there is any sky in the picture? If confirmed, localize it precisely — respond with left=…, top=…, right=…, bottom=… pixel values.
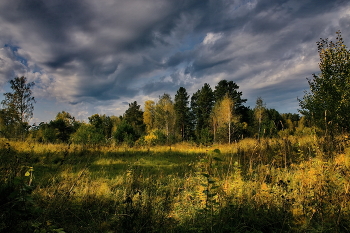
left=0, top=0, right=349, bottom=124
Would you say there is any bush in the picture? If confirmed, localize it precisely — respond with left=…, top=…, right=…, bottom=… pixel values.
left=114, top=121, right=138, bottom=146
left=70, top=124, right=105, bottom=145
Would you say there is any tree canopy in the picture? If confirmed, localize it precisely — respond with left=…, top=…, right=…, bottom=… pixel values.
left=1, top=76, right=35, bottom=139
left=174, top=87, right=191, bottom=141
left=299, top=31, right=350, bottom=133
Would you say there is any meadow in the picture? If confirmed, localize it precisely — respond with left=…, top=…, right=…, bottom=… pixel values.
left=1, top=134, right=350, bottom=232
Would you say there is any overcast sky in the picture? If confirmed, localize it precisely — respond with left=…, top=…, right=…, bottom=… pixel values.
left=0, top=0, right=349, bottom=123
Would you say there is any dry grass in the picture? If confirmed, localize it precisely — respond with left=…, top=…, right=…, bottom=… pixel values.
left=1, top=135, right=350, bottom=232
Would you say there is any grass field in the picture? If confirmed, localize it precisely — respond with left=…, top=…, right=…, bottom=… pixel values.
left=1, top=135, right=350, bottom=232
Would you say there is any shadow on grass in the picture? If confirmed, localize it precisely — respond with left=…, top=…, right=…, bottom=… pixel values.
left=1, top=143, right=350, bottom=232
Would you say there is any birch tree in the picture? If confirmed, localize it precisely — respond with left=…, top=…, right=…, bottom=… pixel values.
left=299, top=31, right=350, bottom=134
left=155, top=94, right=176, bottom=142
left=212, top=94, right=238, bottom=143
left=143, top=100, right=155, bottom=133
left=1, top=76, right=35, bottom=139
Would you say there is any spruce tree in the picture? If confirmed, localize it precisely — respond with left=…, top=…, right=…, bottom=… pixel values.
left=174, top=87, right=191, bottom=141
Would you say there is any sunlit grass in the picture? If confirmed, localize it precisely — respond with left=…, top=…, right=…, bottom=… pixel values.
left=1, top=136, right=350, bottom=232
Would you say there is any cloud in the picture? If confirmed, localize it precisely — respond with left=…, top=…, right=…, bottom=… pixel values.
left=203, top=33, right=223, bottom=45
left=0, top=0, right=349, bottom=122
left=0, top=47, right=27, bottom=85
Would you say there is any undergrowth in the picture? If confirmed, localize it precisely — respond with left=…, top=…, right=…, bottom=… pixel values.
left=0, top=135, right=350, bottom=232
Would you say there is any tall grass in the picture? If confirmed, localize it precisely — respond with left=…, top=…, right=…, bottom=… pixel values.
left=0, top=135, right=350, bottom=232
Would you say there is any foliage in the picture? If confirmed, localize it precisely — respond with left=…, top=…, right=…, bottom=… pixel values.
left=299, top=31, right=350, bottom=134
left=212, top=94, right=239, bottom=144
left=36, top=111, right=80, bottom=143
left=143, top=129, right=168, bottom=146
left=1, top=135, right=350, bottom=232
left=30, top=122, right=58, bottom=143
left=254, top=97, right=266, bottom=140
left=124, top=101, right=145, bottom=137
left=174, top=87, right=192, bottom=141
left=1, top=76, right=35, bottom=139
left=214, top=79, right=247, bottom=115
left=113, top=120, right=138, bottom=146
left=191, top=83, right=215, bottom=140
left=143, top=100, right=155, bottom=133
left=0, top=109, right=23, bottom=139
left=1, top=76, right=35, bottom=123
left=263, top=108, right=284, bottom=137
left=88, top=114, right=113, bottom=139
left=154, top=93, right=176, bottom=143
left=70, top=123, right=105, bottom=145
left=197, top=127, right=213, bottom=146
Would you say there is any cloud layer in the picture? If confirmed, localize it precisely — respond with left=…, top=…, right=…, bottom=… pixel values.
left=0, top=0, right=349, bottom=122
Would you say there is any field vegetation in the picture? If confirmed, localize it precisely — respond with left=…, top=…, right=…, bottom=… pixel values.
left=1, top=133, right=350, bottom=232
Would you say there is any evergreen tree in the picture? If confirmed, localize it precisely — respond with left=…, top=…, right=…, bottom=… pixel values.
left=174, top=87, right=191, bottom=141
left=191, top=83, right=214, bottom=141
left=214, top=80, right=247, bottom=113
left=264, top=108, right=283, bottom=137
left=124, top=101, right=145, bottom=136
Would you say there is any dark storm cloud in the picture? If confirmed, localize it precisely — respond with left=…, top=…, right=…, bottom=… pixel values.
left=0, top=0, right=349, bottom=121
left=142, top=81, right=175, bottom=96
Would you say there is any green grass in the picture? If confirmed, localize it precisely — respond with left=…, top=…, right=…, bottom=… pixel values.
left=1, top=136, right=350, bottom=232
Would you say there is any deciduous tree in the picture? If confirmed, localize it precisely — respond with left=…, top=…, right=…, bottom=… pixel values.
left=299, top=31, right=350, bottom=134
left=50, top=111, right=79, bottom=143
left=154, top=93, right=176, bottom=142
left=214, top=80, right=247, bottom=112
left=211, top=94, right=238, bottom=143
left=143, top=100, right=155, bottom=133
left=254, top=97, right=266, bottom=141
left=1, top=76, right=35, bottom=139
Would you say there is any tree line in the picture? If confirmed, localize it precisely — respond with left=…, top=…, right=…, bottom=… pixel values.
left=1, top=31, right=348, bottom=145
left=0, top=77, right=301, bottom=146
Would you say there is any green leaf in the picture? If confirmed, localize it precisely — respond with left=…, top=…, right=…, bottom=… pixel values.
left=201, top=173, right=210, bottom=178
left=25, top=171, right=30, bottom=176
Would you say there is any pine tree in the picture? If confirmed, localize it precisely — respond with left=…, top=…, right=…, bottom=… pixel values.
left=191, top=83, right=214, bottom=141
left=214, top=80, right=247, bottom=113
left=124, top=101, right=145, bottom=136
left=174, top=87, right=191, bottom=141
